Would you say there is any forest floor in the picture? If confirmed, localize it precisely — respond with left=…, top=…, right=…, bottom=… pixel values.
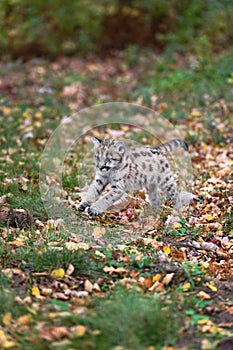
left=0, top=49, right=232, bottom=350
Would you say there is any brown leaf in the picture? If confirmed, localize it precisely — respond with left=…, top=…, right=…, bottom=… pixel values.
left=84, top=280, right=94, bottom=293
left=162, top=273, right=175, bottom=286
left=196, top=291, right=211, bottom=300
left=40, top=326, right=69, bottom=341
left=66, top=263, right=75, bottom=276
left=226, top=306, right=233, bottom=315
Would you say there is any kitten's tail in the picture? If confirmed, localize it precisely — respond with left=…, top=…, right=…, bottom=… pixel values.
left=152, top=139, right=189, bottom=153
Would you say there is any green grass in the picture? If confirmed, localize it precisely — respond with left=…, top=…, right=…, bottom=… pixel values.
left=134, top=50, right=233, bottom=119
left=130, top=50, right=233, bottom=149
left=0, top=242, right=105, bottom=278
left=42, top=288, right=183, bottom=350
left=82, top=288, right=182, bottom=350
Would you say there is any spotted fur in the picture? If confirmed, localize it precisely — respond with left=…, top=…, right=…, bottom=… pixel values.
left=78, top=138, right=192, bottom=216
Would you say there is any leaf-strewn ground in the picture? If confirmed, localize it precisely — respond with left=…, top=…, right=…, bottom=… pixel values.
left=0, top=50, right=233, bottom=350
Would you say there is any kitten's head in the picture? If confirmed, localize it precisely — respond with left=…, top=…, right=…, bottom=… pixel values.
left=92, top=137, right=125, bottom=173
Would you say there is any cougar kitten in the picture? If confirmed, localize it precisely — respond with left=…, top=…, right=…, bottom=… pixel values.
left=78, top=138, right=193, bottom=216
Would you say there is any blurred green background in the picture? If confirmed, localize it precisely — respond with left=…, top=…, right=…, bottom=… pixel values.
left=0, top=0, right=232, bottom=59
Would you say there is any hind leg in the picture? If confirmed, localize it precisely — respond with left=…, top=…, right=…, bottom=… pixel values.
left=146, top=183, right=161, bottom=210
left=159, top=173, right=194, bottom=210
left=159, top=172, right=179, bottom=208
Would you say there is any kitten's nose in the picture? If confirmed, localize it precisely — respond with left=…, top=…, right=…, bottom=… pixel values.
left=100, top=166, right=110, bottom=172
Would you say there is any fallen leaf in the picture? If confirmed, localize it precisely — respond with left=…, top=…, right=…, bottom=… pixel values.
left=191, top=109, right=201, bottom=117
left=163, top=245, right=171, bottom=255
left=92, top=226, right=105, bottom=237
left=40, top=326, right=69, bottom=341
left=31, top=286, right=40, bottom=297
left=66, top=263, right=75, bottom=276
left=65, top=242, right=89, bottom=251
left=10, top=238, right=25, bottom=247
left=70, top=325, right=87, bottom=337
left=40, top=288, right=53, bottom=297
left=52, top=292, right=69, bottom=300
left=198, top=318, right=210, bottom=325
left=2, top=313, right=12, bottom=327
left=16, top=314, right=33, bottom=326
left=143, top=277, right=153, bottom=288
left=152, top=274, right=161, bottom=282
left=182, top=282, right=191, bottom=291
left=84, top=279, right=94, bottom=293
left=173, top=222, right=182, bottom=229
left=93, top=283, right=101, bottom=291
left=226, top=306, right=233, bottom=315
left=204, top=215, right=214, bottom=222
left=103, top=266, right=128, bottom=275
left=205, top=282, right=217, bottom=292
left=95, top=250, right=106, bottom=258
left=196, top=291, right=211, bottom=300
left=0, top=329, right=7, bottom=345
left=0, top=329, right=16, bottom=349
left=51, top=268, right=65, bottom=279
left=162, top=273, right=174, bottom=285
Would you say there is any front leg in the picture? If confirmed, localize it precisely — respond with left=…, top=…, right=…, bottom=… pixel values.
left=78, top=176, right=107, bottom=212
left=88, top=187, right=125, bottom=217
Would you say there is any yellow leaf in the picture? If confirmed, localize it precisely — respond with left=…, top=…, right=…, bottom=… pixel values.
left=95, top=250, right=105, bottom=258
left=34, top=121, right=42, bottom=128
left=11, top=239, right=24, bottom=247
left=173, top=222, right=182, bottom=229
left=65, top=242, right=79, bottom=251
left=205, top=282, right=217, bottom=292
left=198, top=318, right=209, bottom=325
left=51, top=268, right=65, bottom=279
left=35, top=112, right=43, bottom=120
left=2, top=340, right=16, bottom=349
left=182, top=282, right=191, bottom=291
left=65, top=242, right=89, bottom=251
left=0, top=329, right=7, bottom=344
left=204, top=215, right=214, bottom=222
left=2, top=107, right=12, bottom=116
left=71, top=325, right=87, bottom=337
left=163, top=246, right=171, bottom=255
left=0, top=329, right=16, bottom=348
left=2, top=313, right=12, bottom=326
left=191, top=109, right=201, bottom=117
left=31, top=286, right=40, bottom=297
left=152, top=274, right=161, bottom=282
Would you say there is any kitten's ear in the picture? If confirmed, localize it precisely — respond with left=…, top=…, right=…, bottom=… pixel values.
left=92, top=137, right=102, bottom=148
left=115, top=140, right=125, bottom=155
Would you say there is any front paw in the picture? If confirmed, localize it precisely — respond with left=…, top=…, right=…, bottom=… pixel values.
left=77, top=202, right=89, bottom=212
left=87, top=207, right=102, bottom=217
